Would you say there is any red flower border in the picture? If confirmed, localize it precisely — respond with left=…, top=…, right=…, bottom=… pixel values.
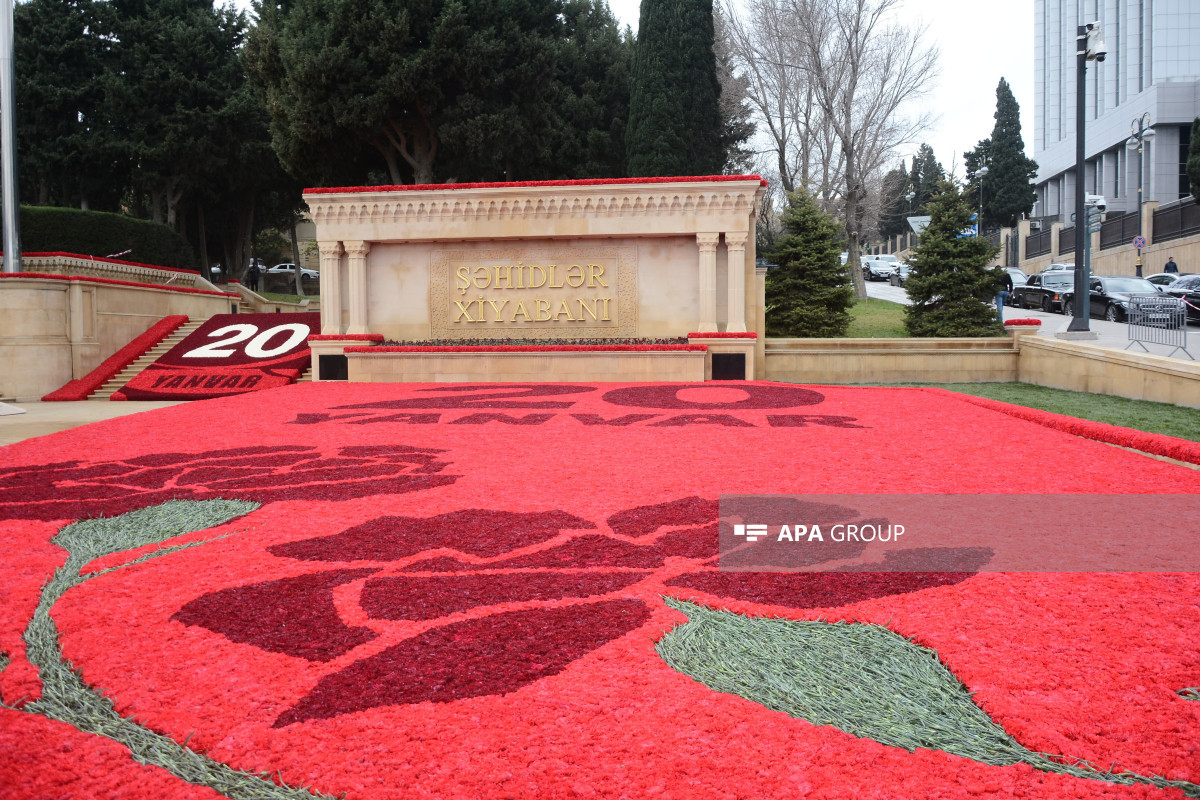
left=308, top=334, right=384, bottom=342
left=343, top=344, right=708, bottom=353
left=42, top=315, right=189, bottom=402
left=22, top=252, right=198, bottom=275
left=925, top=387, right=1200, bottom=465
left=686, top=332, right=759, bottom=338
left=305, top=175, right=767, bottom=195
left=0, top=272, right=238, bottom=298
left=1003, top=319, right=1042, bottom=326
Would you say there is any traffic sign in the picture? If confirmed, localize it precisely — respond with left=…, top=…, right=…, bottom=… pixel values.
left=1133, top=236, right=1146, bottom=249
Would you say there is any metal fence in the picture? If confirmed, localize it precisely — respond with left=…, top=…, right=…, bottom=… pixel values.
left=1099, top=212, right=1139, bottom=250
left=1058, top=226, right=1076, bottom=256
left=1025, top=229, right=1052, bottom=258
left=1153, top=196, right=1200, bottom=244
left=1125, top=295, right=1192, bottom=359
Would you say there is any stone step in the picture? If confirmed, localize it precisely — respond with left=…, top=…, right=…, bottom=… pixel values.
left=88, top=321, right=204, bottom=400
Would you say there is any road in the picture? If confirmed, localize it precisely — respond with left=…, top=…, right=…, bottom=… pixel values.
left=863, top=279, right=1197, bottom=361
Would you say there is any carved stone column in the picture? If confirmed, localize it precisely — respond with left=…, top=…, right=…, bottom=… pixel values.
left=344, top=240, right=371, bottom=335
left=697, top=232, right=720, bottom=332
left=318, top=241, right=344, bottom=335
left=724, top=231, right=748, bottom=333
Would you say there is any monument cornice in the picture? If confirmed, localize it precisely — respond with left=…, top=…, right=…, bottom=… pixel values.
left=303, top=176, right=767, bottom=240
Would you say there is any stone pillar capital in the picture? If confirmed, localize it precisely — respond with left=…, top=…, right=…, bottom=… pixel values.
left=697, top=232, right=720, bottom=251
left=318, top=241, right=344, bottom=258
left=724, top=231, right=748, bottom=248
left=343, top=240, right=371, bottom=258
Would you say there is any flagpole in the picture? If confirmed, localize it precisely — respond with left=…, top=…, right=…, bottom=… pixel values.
left=1, top=0, right=20, bottom=273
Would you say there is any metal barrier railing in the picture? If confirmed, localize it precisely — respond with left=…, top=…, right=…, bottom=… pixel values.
left=1125, top=295, right=1193, bottom=359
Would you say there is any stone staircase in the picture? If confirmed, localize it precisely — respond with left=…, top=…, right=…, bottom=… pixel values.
left=88, top=321, right=205, bottom=400
left=297, top=367, right=313, bottom=383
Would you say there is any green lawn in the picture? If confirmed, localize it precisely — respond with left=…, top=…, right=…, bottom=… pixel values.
left=256, top=291, right=315, bottom=304
left=846, top=298, right=908, bottom=338
left=921, top=382, right=1200, bottom=443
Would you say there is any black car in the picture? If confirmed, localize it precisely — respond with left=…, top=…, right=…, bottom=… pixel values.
left=889, top=263, right=911, bottom=286
left=1013, top=272, right=1074, bottom=313
left=1165, top=274, right=1200, bottom=323
left=1060, top=275, right=1161, bottom=322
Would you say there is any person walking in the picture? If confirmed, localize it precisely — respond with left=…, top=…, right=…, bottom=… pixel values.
left=995, top=267, right=1012, bottom=321
left=1164, top=256, right=1179, bottom=274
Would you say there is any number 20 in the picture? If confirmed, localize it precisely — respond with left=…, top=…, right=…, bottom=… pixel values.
left=183, top=323, right=310, bottom=359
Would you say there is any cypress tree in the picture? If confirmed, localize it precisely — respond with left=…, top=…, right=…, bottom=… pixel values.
left=983, top=78, right=1038, bottom=227
left=1187, top=117, right=1200, bottom=198
left=625, top=0, right=723, bottom=176
left=765, top=190, right=854, bottom=338
left=903, top=180, right=1004, bottom=337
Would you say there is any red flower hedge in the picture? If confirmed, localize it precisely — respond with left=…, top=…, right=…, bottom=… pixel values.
left=925, top=387, right=1200, bottom=465
left=42, top=315, right=188, bottom=401
left=0, top=272, right=237, bottom=298
left=1003, top=319, right=1042, bottom=326
left=344, top=344, right=707, bottom=353
left=687, top=331, right=759, bottom=338
left=305, top=174, right=767, bottom=194
left=307, top=334, right=384, bottom=342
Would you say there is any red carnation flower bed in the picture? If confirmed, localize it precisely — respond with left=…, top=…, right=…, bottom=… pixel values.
left=346, top=344, right=707, bottom=353
left=0, top=272, right=238, bottom=297
left=115, top=312, right=321, bottom=400
left=1004, top=319, right=1042, bottom=326
left=43, top=315, right=188, bottom=401
left=686, top=331, right=759, bottom=338
left=1, top=381, right=1198, bottom=799
left=305, top=174, right=767, bottom=195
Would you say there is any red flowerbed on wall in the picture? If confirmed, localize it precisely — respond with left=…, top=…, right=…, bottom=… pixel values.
left=1004, top=319, right=1042, bottom=326
left=1, top=382, right=1198, bottom=800
left=345, top=344, right=707, bottom=353
left=43, top=315, right=188, bottom=401
left=687, top=331, right=759, bottom=338
left=305, top=174, right=767, bottom=195
left=114, top=313, right=320, bottom=401
left=0, top=272, right=238, bottom=298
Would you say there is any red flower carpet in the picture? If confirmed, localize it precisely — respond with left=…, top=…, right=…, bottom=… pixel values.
left=1, top=382, right=1198, bottom=800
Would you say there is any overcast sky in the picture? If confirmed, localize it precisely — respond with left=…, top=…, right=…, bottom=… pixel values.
left=233, top=0, right=1036, bottom=176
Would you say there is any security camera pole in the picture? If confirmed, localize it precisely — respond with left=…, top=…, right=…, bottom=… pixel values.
left=1068, top=22, right=1105, bottom=334
left=0, top=0, right=19, bottom=274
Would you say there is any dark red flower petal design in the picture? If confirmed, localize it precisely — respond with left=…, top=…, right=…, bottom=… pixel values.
left=606, top=496, right=718, bottom=538
left=424, top=525, right=718, bottom=570
left=269, top=510, right=595, bottom=562
left=360, top=571, right=648, bottom=621
left=0, top=445, right=458, bottom=521
left=172, top=569, right=380, bottom=661
left=665, top=548, right=994, bottom=608
left=272, top=600, right=650, bottom=727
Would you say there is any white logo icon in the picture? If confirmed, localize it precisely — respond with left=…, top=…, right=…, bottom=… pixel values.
left=733, top=524, right=769, bottom=542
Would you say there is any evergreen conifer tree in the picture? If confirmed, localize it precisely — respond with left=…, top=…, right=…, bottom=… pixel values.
left=1187, top=117, right=1200, bottom=198
left=625, top=0, right=723, bottom=176
left=903, top=180, right=1004, bottom=337
left=907, top=144, right=942, bottom=212
left=981, top=78, right=1038, bottom=227
left=765, top=190, right=854, bottom=337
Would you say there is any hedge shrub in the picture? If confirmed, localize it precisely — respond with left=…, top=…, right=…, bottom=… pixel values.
left=21, top=206, right=197, bottom=271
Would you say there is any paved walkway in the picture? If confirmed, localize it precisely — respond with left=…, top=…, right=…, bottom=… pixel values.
left=0, top=401, right=184, bottom=447
left=865, top=281, right=1199, bottom=361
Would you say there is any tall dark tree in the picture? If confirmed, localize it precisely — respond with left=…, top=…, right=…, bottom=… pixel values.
left=908, top=143, right=942, bottom=212
left=625, top=0, right=724, bottom=177
left=903, top=180, right=1003, bottom=337
left=15, top=0, right=124, bottom=210
left=878, top=161, right=912, bottom=240
left=974, top=78, right=1037, bottom=228
left=765, top=189, right=854, bottom=337
left=1187, top=117, right=1200, bottom=198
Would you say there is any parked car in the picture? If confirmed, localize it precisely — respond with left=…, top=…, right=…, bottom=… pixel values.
left=267, top=262, right=320, bottom=280
left=861, top=254, right=899, bottom=281
left=1042, top=262, right=1076, bottom=273
left=1164, top=274, right=1200, bottom=323
left=889, top=263, right=911, bottom=286
left=1012, top=271, right=1075, bottom=312
left=1060, top=275, right=1160, bottom=322
left=1145, top=272, right=1196, bottom=288
left=1004, top=267, right=1028, bottom=305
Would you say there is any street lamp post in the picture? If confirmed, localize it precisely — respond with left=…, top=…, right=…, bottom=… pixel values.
left=1068, top=22, right=1106, bottom=334
left=1125, top=113, right=1155, bottom=277
left=976, top=165, right=989, bottom=238
left=0, top=0, right=19, bottom=274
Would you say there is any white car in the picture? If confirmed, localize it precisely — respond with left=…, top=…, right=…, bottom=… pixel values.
left=267, top=263, right=319, bottom=280
left=1042, top=262, right=1076, bottom=272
